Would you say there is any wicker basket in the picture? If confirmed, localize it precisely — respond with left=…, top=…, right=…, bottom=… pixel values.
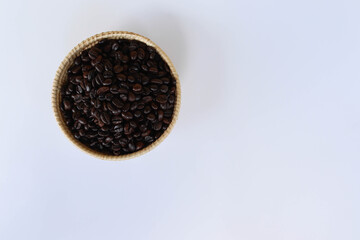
left=52, top=31, right=181, bottom=160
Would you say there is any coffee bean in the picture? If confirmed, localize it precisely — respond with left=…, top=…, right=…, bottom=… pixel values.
left=102, top=78, right=112, bottom=86
left=95, top=63, right=104, bottom=73
left=112, top=116, right=122, bottom=124
left=132, top=83, right=142, bottom=92
left=130, top=51, right=137, bottom=60
left=100, top=112, right=110, bottom=125
left=149, top=67, right=158, bottom=73
left=169, top=95, right=175, bottom=104
left=122, top=112, right=133, bottom=120
left=113, top=64, right=123, bottom=73
left=160, top=85, right=168, bottom=93
left=144, top=106, right=151, bottom=114
left=142, top=96, right=152, bottom=103
left=135, top=142, right=144, bottom=150
left=63, top=98, right=71, bottom=110
left=147, top=113, right=156, bottom=121
left=116, top=73, right=126, bottom=81
left=128, top=92, right=136, bottom=102
left=137, top=48, right=145, bottom=59
left=112, top=98, right=123, bottom=108
left=97, top=86, right=109, bottom=95
left=60, top=38, right=176, bottom=155
left=103, top=71, right=113, bottom=78
left=151, top=79, right=163, bottom=84
left=153, top=121, right=162, bottom=131
left=155, top=95, right=167, bottom=103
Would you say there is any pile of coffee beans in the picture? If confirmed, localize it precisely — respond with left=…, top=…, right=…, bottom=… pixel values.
left=60, top=38, right=176, bottom=155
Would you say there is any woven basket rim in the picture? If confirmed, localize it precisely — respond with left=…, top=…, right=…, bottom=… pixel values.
left=52, top=31, right=181, bottom=161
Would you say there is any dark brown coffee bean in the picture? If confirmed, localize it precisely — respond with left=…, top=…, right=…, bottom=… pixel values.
left=103, top=71, right=113, bottom=78
left=153, top=121, right=162, bottom=131
left=105, top=93, right=113, bottom=101
left=128, top=142, right=135, bottom=152
left=137, top=48, right=145, bottom=59
left=134, top=110, right=141, bottom=118
left=63, top=99, right=71, bottom=110
left=130, top=51, right=137, bottom=60
left=116, top=73, right=126, bottom=81
left=132, top=83, right=142, bottom=92
left=127, top=75, right=135, bottom=83
left=163, top=118, right=171, bottom=124
left=141, top=65, right=148, bottom=71
left=122, top=112, right=133, bottom=120
left=150, top=85, right=158, bottom=91
left=97, top=87, right=109, bottom=94
left=142, top=96, right=152, bottom=103
left=95, top=63, right=104, bottom=73
left=112, top=116, right=123, bottom=124
left=168, top=95, right=175, bottom=104
left=151, top=79, right=163, bottom=84
left=100, top=112, right=110, bottom=125
left=147, top=113, right=156, bottom=121
left=91, top=55, right=102, bottom=66
left=128, top=92, right=136, bottom=102
left=113, top=64, right=123, bottom=73
left=151, top=102, right=158, bottom=110
left=155, top=95, right=167, bottom=103
left=149, top=67, right=158, bottom=73
left=144, top=106, right=151, bottom=114
left=157, top=110, right=164, bottom=121
left=135, top=142, right=144, bottom=150
left=112, top=98, right=124, bottom=108
left=160, top=85, right=168, bottom=93
left=141, top=130, right=151, bottom=137
left=78, top=117, right=87, bottom=125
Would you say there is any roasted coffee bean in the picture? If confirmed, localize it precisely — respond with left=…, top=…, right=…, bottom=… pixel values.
left=63, top=98, right=71, bottom=110
left=112, top=116, right=122, bottom=124
left=122, top=112, right=133, bottom=120
left=149, top=67, right=158, bottom=73
left=116, top=73, right=126, bottom=81
left=142, top=96, right=152, bottom=103
left=137, top=48, right=145, bottom=59
left=130, top=51, right=137, bottom=60
left=134, top=110, right=141, bottom=118
left=157, top=110, right=164, bottom=121
left=113, top=64, right=123, bottom=73
left=144, top=106, right=151, bottom=114
left=155, top=95, right=167, bottom=103
left=135, top=142, right=144, bottom=150
left=112, top=98, right=124, bottom=108
left=105, top=93, right=113, bottom=101
left=153, top=121, right=162, bottom=131
left=133, top=83, right=142, bottom=92
left=149, top=102, right=157, bottom=110
left=103, top=71, right=113, bottom=78
left=127, top=75, right=135, bottom=83
left=95, top=63, right=104, bottom=73
left=147, top=113, right=156, bottom=121
left=168, top=95, right=175, bottom=104
left=151, top=79, right=163, bottom=84
left=60, top=38, right=176, bottom=155
left=160, top=85, right=168, bottom=93
left=97, top=86, right=109, bottom=95
left=100, top=112, right=111, bottom=125
left=128, top=92, right=136, bottom=102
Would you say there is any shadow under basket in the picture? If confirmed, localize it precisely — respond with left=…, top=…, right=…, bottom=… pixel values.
left=52, top=31, right=181, bottom=160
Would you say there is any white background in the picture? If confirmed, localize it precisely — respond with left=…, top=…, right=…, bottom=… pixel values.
left=0, top=0, right=359, bottom=239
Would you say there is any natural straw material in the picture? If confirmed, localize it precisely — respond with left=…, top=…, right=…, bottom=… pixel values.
left=52, top=31, right=181, bottom=160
